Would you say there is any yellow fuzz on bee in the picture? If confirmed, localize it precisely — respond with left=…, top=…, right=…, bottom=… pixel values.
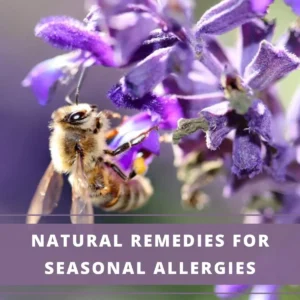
left=133, top=157, right=148, bottom=175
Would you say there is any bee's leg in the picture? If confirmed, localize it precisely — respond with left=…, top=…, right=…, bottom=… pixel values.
left=100, top=168, right=112, bottom=196
left=128, top=150, right=153, bottom=180
left=105, top=128, right=119, bottom=140
left=104, top=161, right=130, bottom=181
left=104, top=126, right=159, bottom=157
left=104, top=116, right=130, bottom=140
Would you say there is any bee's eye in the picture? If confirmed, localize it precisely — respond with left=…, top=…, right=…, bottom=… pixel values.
left=68, top=111, right=86, bottom=123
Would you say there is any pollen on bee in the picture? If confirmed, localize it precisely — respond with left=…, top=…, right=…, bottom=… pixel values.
left=133, top=157, right=148, bottom=175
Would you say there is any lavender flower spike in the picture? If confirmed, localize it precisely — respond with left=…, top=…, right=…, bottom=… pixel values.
left=195, top=0, right=274, bottom=38
left=244, top=40, right=300, bottom=91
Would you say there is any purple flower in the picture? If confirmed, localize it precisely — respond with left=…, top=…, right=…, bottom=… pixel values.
left=118, top=47, right=172, bottom=99
left=173, top=17, right=300, bottom=180
left=244, top=41, right=299, bottom=90
left=240, top=19, right=275, bottom=75
left=277, top=25, right=300, bottom=58
left=195, top=0, right=274, bottom=37
left=22, top=2, right=177, bottom=105
left=284, top=0, right=300, bottom=15
left=108, top=112, right=160, bottom=172
left=22, top=51, right=94, bottom=105
left=107, top=0, right=276, bottom=113
left=108, top=84, right=183, bottom=130
left=174, top=98, right=272, bottom=178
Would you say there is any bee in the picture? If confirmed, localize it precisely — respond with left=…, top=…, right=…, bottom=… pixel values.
left=27, top=81, right=157, bottom=224
left=27, top=103, right=157, bottom=224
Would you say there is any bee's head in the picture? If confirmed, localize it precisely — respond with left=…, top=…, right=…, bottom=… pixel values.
left=51, top=104, right=98, bottom=128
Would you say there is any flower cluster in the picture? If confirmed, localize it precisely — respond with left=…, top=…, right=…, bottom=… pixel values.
left=23, top=0, right=300, bottom=298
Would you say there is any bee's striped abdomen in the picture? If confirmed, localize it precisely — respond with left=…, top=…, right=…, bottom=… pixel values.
left=99, top=176, right=153, bottom=213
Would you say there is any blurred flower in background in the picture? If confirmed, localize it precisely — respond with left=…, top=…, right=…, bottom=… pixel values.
left=21, top=0, right=300, bottom=298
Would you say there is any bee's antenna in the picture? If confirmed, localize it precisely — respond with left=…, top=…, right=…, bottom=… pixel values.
left=65, top=91, right=74, bottom=105
left=75, top=67, right=87, bottom=105
left=64, top=67, right=88, bottom=105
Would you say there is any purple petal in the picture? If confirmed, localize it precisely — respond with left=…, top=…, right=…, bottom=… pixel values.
left=244, top=41, right=300, bottom=91
left=111, top=12, right=157, bottom=65
left=108, top=112, right=160, bottom=171
left=264, top=144, right=294, bottom=181
left=172, top=100, right=233, bottom=145
left=205, top=36, right=230, bottom=65
left=122, top=47, right=172, bottom=98
left=287, top=87, right=300, bottom=144
left=22, top=51, right=85, bottom=105
left=195, top=41, right=223, bottom=78
left=162, top=61, right=219, bottom=95
left=129, top=29, right=178, bottom=64
left=108, top=84, right=182, bottom=130
left=35, top=16, right=114, bottom=66
left=199, top=101, right=237, bottom=150
left=278, top=26, right=300, bottom=58
left=240, top=19, right=275, bottom=75
left=178, top=92, right=224, bottom=119
left=166, top=42, right=195, bottom=92
left=232, top=129, right=263, bottom=178
left=195, top=0, right=274, bottom=37
left=284, top=0, right=300, bottom=15
left=245, top=99, right=272, bottom=142
left=259, top=87, right=284, bottom=117
left=259, top=87, right=285, bottom=144
left=249, top=285, right=279, bottom=300
left=215, top=285, right=250, bottom=299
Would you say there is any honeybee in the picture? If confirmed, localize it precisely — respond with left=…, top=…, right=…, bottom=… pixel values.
left=27, top=103, right=157, bottom=224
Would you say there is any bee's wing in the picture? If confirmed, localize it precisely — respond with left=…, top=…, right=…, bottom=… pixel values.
left=70, top=155, right=94, bottom=224
left=26, top=162, right=63, bottom=224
